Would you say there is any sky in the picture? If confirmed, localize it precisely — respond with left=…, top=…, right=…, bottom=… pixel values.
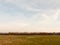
left=0, top=0, right=60, bottom=32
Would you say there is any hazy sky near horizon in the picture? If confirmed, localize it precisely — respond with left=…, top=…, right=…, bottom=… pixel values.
left=0, top=0, right=60, bottom=32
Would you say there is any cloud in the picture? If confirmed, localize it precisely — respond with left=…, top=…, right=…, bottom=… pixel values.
left=0, top=0, right=60, bottom=32
left=1, top=0, right=60, bottom=11
left=0, top=8, right=60, bottom=32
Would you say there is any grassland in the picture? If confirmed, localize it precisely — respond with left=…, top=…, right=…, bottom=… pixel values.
left=0, top=35, right=60, bottom=45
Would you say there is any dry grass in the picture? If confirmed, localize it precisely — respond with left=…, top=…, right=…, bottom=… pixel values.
left=0, top=35, right=60, bottom=45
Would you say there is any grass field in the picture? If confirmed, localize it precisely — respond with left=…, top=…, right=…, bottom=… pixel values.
left=0, top=35, right=60, bottom=45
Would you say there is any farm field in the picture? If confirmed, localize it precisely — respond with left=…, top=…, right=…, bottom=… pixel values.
left=0, top=35, right=60, bottom=45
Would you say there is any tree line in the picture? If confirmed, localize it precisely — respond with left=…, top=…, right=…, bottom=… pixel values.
left=0, top=32, right=60, bottom=35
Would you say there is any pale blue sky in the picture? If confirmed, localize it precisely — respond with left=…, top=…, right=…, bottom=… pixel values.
left=0, top=0, right=60, bottom=32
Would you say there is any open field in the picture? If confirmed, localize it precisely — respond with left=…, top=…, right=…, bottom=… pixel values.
left=0, top=35, right=60, bottom=45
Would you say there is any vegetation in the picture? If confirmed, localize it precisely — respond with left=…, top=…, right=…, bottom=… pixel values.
left=0, top=32, right=60, bottom=35
left=0, top=35, right=60, bottom=45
